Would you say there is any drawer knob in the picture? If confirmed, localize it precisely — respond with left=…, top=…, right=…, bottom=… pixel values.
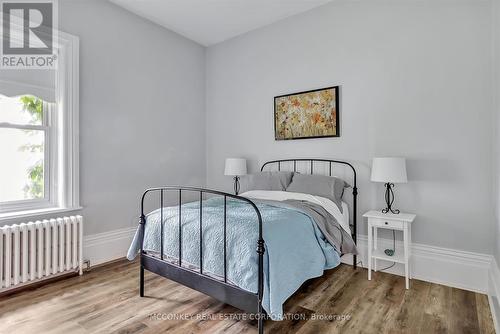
left=385, top=222, right=388, bottom=225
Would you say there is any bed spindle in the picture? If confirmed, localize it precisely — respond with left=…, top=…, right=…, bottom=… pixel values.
left=352, top=186, right=358, bottom=269
left=199, top=192, right=203, bottom=274
left=223, top=196, right=227, bottom=282
left=160, top=189, right=164, bottom=260
left=178, top=189, right=182, bottom=267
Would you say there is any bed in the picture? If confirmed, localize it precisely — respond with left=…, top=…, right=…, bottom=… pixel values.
left=128, top=159, right=358, bottom=333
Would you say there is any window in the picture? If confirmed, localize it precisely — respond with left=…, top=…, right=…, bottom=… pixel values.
left=0, top=31, right=79, bottom=218
left=0, top=95, right=52, bottom=206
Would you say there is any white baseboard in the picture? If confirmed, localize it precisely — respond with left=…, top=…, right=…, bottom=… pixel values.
left=341, top=235, right=492, bottom=293
left=83, top=226, right=136, bottom=266
left=489, top=258, right=500, bottom=333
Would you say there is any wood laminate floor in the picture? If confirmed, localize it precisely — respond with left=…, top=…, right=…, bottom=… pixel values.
left=0, top=259, right=495, bottom=334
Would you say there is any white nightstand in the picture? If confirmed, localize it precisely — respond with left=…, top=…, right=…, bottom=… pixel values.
left=363, top=210, right=416, bottom=289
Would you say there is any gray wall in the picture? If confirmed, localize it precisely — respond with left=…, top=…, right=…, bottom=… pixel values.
left=205, top=0, right=494, bottom=254
left=11, top=0, right=206, bottom=235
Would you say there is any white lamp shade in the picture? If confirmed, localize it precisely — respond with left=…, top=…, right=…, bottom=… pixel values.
left=371, top=157, right=407, bottom=183
left=224, top=158, right=247, bottom=176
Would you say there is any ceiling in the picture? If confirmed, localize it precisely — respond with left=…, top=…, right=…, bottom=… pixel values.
left=109, top=0, right=333, bottom=46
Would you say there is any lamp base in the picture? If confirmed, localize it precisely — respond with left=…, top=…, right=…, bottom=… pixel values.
left=382, top=183, right=400, bottom=214
left=233, top=176, right=240, bottom=195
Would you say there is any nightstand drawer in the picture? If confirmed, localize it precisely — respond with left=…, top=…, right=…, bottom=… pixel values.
left=368, top=217, right=404, bottom=230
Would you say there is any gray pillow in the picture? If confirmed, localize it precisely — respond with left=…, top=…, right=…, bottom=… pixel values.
left=240, top=171, right=294, bottom=192
left=286, top=174, right=347, bottom=213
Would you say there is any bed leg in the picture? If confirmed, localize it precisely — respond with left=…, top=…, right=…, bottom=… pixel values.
left=140, top=264, right=145, bottom=297
left=353, top=254, right=357, bottom=270
left=257, top=236, right=265, bottom=334
left=258, top=316, right=264, bottom=334
left=139, top=212, right=146, bottom=297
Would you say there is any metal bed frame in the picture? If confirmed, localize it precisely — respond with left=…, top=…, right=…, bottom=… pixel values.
left=138, top=159, right=358, bottom=334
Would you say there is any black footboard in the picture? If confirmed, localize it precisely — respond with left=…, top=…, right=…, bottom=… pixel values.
left=139, top=186, right=265, bottom=333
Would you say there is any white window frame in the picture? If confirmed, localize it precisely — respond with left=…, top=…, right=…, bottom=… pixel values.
left=0, top=29, right=80, bottom=219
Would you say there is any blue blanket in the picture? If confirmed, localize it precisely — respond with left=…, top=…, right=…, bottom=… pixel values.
left=127, top=197, right=342, bottom=319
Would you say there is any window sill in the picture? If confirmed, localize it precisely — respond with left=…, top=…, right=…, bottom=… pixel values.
left=0, top=206, right=83, bottom=222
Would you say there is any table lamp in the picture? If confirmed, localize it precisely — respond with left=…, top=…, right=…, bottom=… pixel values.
left=224, top=158, right=247, bottom=195
left=371, top=157, right=407, bottom=214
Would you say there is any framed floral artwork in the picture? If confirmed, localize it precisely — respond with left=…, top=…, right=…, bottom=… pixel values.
left=274, top=86, right=339, bottom=140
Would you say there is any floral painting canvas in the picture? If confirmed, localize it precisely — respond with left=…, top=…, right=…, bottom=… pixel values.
left=274, top=86, right=339, bottom=140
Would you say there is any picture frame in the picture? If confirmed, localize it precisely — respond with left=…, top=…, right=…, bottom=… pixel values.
left=274, top=86, right=340, bottom=140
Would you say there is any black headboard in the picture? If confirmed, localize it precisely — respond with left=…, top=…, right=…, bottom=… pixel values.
left=261, top=158, right=358, bottom=267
